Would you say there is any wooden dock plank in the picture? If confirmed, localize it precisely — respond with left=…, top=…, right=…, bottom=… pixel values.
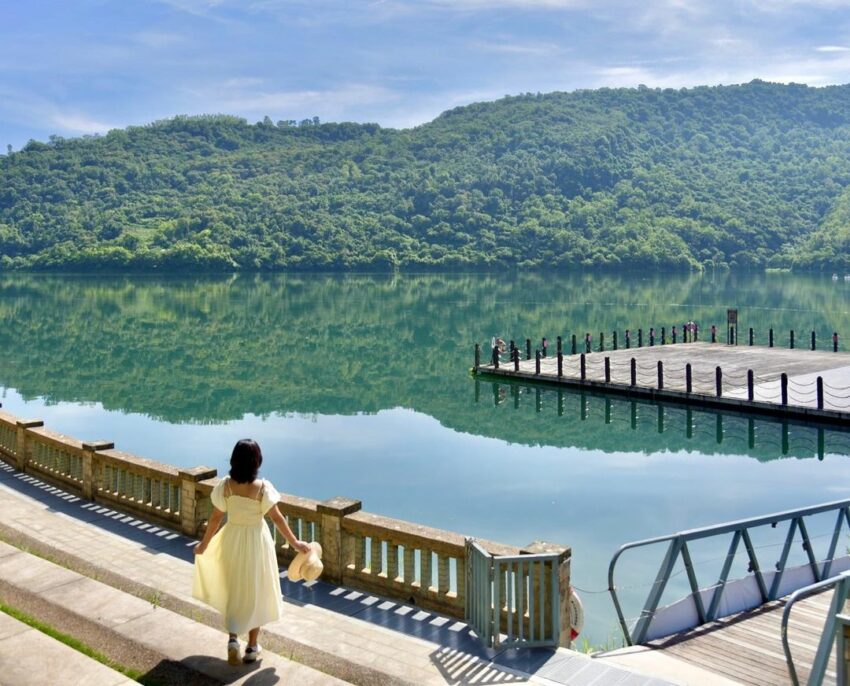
left=477, top=342, right=850, bottom=422
left=643, top=587, right=838, bottom=685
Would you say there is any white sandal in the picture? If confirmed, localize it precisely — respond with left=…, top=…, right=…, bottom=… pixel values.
left=227, top=638, right=241, bottom=665
left=243, top=644, right=262, bottom=663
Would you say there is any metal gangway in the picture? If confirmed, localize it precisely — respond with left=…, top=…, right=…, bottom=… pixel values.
left=608, top=499, right=850, bottom=685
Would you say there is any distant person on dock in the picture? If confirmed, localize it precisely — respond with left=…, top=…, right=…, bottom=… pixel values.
left=193, top=439, right=310, bottom=665
left=491, top=336, right=506, bottom=357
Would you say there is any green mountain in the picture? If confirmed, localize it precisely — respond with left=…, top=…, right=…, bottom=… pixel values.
left=1, top=80, right=849, bottom=271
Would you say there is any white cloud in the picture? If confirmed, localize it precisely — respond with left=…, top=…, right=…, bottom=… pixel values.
left=220, top=77, right=266, bottom=89
left=188, top=82, right=402, bottom=122
left=816, top=45, right=850, bottom=52
left=153, top=0, right=226, bottom=16
left=471, top=40, right=563, bottom=56
left=50, top=113, right=117, bottom=135
left=135, top=31, right=186, bottom=49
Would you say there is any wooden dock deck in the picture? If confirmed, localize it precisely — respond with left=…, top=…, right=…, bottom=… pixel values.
left=598, top=588, right=836, bottom=685
left=476, top=342, right=850, bottom=424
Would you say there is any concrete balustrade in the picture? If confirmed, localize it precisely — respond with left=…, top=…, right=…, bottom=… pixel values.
left=0, top=407, right=571, bottom=640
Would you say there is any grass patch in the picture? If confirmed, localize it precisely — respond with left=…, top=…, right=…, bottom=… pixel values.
left=0, top=603, right=161, bottom=685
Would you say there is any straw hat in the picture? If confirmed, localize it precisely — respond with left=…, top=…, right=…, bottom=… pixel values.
left=288, top=541, right=323, bottom=582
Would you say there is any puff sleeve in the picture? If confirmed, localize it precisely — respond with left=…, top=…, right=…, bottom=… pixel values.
left=210, top=478, right=227, bottom=512
left=260, top=480, right=281, bottom=514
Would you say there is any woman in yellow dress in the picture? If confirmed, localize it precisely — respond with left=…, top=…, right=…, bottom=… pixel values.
left=193, top=439, right=310, bottom=665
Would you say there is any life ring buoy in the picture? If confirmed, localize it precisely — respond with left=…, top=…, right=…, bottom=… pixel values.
left=570, top=588, right=584, bottom=641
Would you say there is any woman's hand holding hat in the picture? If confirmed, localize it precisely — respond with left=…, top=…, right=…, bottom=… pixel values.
left=288, top=541, right=324, bottom=582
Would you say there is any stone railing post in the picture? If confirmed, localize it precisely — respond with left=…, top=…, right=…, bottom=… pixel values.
left=81, top=441, right=114, bottom=499
left=522, top=541, right=572, bottom=649
left=178, top=466, right=218, bottom=536
left=317, top=496, right=362, bottom=585
left=16, top=419, right=44, bottom=472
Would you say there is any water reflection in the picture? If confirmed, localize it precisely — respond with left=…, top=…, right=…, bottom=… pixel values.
left=476, top=379, right=850, bottom=462
left=1, top=271, right=848, bottom=647
left=0, top=271, right=847, bottom=425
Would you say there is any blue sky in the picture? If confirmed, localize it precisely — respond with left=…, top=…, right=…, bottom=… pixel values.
left=2, top=0, right=850, bottom=149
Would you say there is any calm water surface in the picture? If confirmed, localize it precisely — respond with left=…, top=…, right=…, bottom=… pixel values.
left=1, top=271, right=849, bottom=646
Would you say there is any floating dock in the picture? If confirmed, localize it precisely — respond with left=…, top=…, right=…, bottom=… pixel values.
left=474, top=342, right=850, bottom=425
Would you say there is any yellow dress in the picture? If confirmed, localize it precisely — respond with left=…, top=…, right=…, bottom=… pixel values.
left=192, top=478, right=284, bottom=634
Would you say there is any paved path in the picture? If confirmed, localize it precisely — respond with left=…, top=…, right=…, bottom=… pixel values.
left=0, top=459, right=681, bottom=685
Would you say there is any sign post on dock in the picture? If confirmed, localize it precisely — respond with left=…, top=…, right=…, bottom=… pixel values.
left=727, top=309, right=738, bottom=345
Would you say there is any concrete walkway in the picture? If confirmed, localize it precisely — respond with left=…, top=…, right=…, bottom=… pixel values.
left=0, top=459, right=678, bottom=685
left=0, top=611, right=135, bottom=686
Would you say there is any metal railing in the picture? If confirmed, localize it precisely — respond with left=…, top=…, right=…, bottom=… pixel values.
left=609, top=499, right=850, bottom=645
left=781, top=571, right=850, bottom=685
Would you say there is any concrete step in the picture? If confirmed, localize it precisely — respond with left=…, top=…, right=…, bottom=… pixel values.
left=0, top=611, right=135, bottom=686
left=0, top=541, right=350, bottom=685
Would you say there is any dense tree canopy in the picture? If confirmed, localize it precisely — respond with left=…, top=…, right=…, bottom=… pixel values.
left=1, top=81, right=849, bottom=271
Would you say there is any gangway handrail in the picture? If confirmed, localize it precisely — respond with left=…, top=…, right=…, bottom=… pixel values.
left=609, top=498, right=850, bottom=645
left=780, top=571, right=850, bottom=686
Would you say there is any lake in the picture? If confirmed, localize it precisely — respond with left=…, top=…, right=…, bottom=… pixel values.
left=1, top=270, right=849, bottom=647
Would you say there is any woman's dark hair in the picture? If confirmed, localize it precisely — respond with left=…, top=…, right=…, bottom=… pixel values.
left=229, top=439, right=263, bottom=483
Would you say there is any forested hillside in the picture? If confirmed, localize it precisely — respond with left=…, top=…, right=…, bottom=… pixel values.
left=1, top=80, right=849, bottom=271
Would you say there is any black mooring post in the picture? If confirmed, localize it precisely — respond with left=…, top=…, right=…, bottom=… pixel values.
left=535, top=350, right=541, bottom=375
left=686, top=363, right=692, bottom=394
left=661, top=327, right=666, bottom=345
left=492, top=346, right=499, bottom=369
left=571, top=334, right=577, bottom=355
left=834, top=332, right=839, bottom=353
left=526, top=338, right=532, bottom=360
left=474, top=343, right=480, bottom=370
left=630, top=358, right=636, bottom=386
left=672, top=326, right=677, bottom=344
left=747, top=369, right=754, bottom=402
left=649, top=327, right=655, bottom=346
left=715, top=366, right=722, bottom=397
left=513, top=347, right=520, bottom=372
left=657, top=361, right=664, bottom=390
left=585, top=333, right=591, bottom=354
left=557, top=352, right=563, bottom=378
left=769, top=328, right=774, bottom=347
left=580, top=353, right=586, bottom=380
left=749, top=328, right=754, bottom=346
left=790, top=330, right=795, bottom=349
left=811, top=330, right=816, bottom=351
left=711, top=325, right=716, bottom=343
left=638, top=328, right=643, bottom=347
left=781, top=373, right=788, bottom=405
left=599, top=332, right=605, bottom=353
left=510, top=340, right=516, bottom=357
left=625, top=329, right=631, bottom=349
left=542, top=337, right=548, bottom=358
left=613, top=331, right=618, bottom=350
left=557, top=335, right=562, bottom=355
left=604, top=356, right=611, bottom=383
left=817, top=376, right=824, bottom=410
